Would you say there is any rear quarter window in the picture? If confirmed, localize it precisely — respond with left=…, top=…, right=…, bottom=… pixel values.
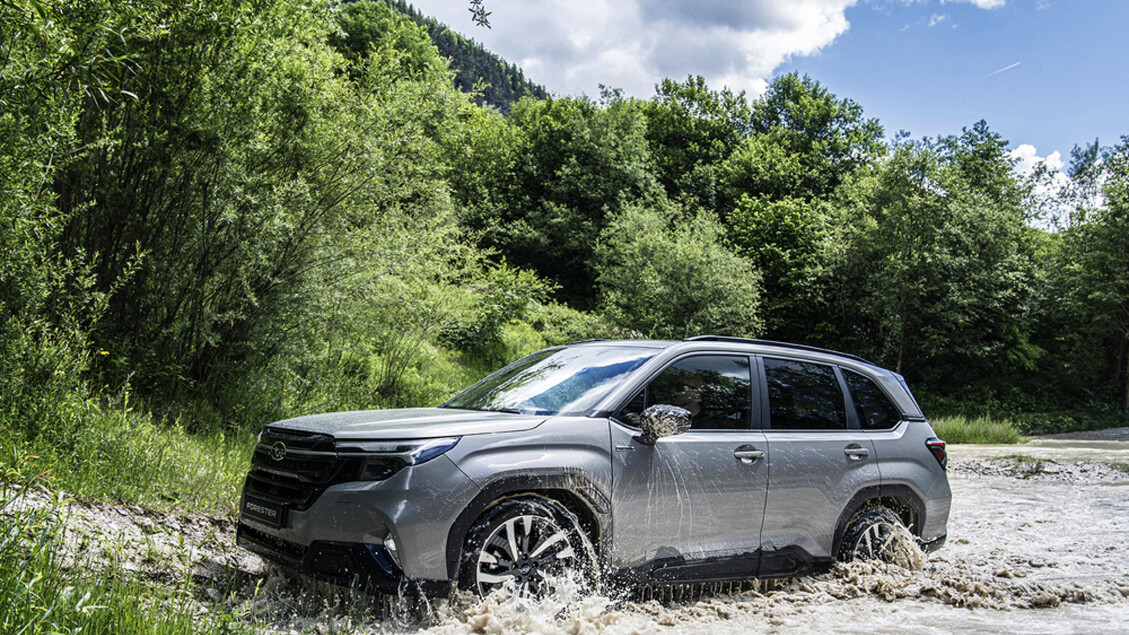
left=844, top=369, right=903, bottom=430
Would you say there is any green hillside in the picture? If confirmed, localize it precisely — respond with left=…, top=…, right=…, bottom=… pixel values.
left=386, top=0, right=548, bottom=110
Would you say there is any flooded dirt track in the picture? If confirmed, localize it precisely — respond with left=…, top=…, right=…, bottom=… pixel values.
left=44, top=440, right=1129, bottom=634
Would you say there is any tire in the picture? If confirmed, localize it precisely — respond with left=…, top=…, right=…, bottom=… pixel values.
left=838, top=507, right=917, bottom=564
left=458, top=496, right=596, bottom=597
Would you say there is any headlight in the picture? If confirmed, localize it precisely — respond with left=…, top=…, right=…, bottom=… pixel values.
left=337, top=437, right=460, bottom=481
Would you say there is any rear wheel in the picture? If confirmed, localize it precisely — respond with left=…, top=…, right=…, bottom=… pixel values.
left=839, top=507, right=919, bottom=565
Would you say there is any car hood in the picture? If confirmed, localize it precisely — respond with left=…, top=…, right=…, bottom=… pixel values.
left=265, top=407, right=547, bottom=440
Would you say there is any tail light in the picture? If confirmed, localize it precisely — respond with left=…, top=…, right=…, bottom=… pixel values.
left=925, top=437, right=947, bottom=470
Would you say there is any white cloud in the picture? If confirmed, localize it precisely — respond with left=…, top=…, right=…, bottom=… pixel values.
left=927, top=13, right=948, bottom=27
left=1010, top=144, right=1072, bottom=227
left=1011, top=144, right=1064, bottom=175
left=942, top=0, right=1006, bottom=8
left=407, top=0, right=1003, bottom=99
left=410, top=0, right=859, bottom=98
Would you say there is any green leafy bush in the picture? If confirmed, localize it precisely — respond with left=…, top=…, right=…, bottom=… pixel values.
left=595, top=203, right=763, bottom=339
left=929, top=415, right=1025, bottom=445
left=438, top=262, right=552, bottom=367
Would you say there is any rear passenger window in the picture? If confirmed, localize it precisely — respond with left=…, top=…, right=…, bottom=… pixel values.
left=764, top=358, right=846, bottom=430
left=844, top=369, right=903, bottom=430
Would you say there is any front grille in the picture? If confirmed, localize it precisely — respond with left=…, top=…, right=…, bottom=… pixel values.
left=243, top=427, right=361, bottom=510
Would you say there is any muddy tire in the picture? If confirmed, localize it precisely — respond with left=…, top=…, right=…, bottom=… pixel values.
left=458, top=496, right=596, bottom=597
left=839, top=507, right=920, bottom=566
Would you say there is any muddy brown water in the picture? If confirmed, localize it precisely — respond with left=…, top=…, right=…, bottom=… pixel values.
left=233, top=440, right=1129, bottom=634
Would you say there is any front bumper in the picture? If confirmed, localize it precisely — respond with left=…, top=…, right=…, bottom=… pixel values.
left=237, top=454, right=480, bottom=588
left=237, top=523, right=451, bottom=595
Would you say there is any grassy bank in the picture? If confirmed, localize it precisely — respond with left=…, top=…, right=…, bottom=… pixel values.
left=929, top=414, right=1026, bottom=445
left=0, top=468, right=255, bottom=635
left=2, top=396, right=256, bottom=515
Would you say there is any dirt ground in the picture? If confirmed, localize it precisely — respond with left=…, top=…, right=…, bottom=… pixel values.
left=33, top=436, right=1129, bottom=634
left=1033, top=426, right=1129, bottom=442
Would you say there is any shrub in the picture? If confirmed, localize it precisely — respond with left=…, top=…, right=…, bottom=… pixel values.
left=930, top=415, right=1026, bottom=445
left=594, top=204, right=763, bottom=339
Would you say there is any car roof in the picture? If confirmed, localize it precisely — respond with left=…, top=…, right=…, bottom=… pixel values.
left=567, top=336, right=877, bottom=367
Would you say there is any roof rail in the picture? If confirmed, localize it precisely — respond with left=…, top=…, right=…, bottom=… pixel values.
left=683, top=335, right=875, bottom=366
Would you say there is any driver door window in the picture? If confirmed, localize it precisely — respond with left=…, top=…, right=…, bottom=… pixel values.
left=617, top=355, right=752, bottom=430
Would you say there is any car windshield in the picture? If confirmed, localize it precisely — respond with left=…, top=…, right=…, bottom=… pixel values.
left=442, top=345, right=657, bottom=416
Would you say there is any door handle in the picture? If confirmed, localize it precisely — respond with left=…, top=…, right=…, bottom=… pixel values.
left=734, top=446, right=765, bottom=463
left=844, top=444, right=870, bottom=459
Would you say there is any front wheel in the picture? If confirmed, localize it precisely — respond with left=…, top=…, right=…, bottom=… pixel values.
left=459, top=496, right=595, bottom=597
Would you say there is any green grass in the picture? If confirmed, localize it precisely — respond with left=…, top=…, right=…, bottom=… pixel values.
left=1, top=390, right=256, bottom=515
left=0, top=474, right=254, bottom=635
left=930, top=414, right=1027, bottom=444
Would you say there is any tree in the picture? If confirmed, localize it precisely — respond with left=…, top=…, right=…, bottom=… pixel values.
left=0, top=0, right=146, bottom=427
left=830, top=123, right=1038, bottom=397
left=441, top=103, right=522, bottom=225
left=594, top=203, right=762, bottom=339
left=726, top=195, right=833, bottom=342
left=331, top=0, right=447, bottom=76
left=467, top=94, right=662, bottom=306
left=640, top=76, right=751, bottom=214
left=1046, top=137, right=1129, bottom=411
left=716, top=75, right=884, bottom=344
left=53, top=0, right=470, bottom=402
left=721, top=73, right=884, bottom=206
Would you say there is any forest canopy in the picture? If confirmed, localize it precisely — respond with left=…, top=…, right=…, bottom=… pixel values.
left=2, top=0, right=1128, bottom=450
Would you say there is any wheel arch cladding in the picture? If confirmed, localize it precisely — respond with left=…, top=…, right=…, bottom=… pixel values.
left=831, top=484, right=925, bottom=559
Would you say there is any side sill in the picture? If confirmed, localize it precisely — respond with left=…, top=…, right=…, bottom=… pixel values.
left=605, top=546, right=832, bottom=590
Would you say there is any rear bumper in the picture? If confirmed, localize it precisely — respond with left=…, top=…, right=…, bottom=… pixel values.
left=919, top=532, right=946, bottom=553
left=237, top=523, right=451, bottom=596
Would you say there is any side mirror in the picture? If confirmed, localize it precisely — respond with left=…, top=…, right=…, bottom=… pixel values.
left=635, top=404, right=692, bottom=445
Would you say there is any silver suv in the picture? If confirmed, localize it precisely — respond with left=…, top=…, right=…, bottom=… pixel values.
left=237, top=337, right=950, bottom=596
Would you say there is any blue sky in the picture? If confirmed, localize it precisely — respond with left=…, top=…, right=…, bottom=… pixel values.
left=409, top=1, right=1128, bottom=173
left=781, top=1, right=1129, bottom=169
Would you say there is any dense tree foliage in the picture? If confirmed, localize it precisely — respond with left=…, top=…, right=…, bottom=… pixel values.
left=726, top=194, right=833, bottom=342
left=726, top=73, right=885, bottom=202
left=1041, top=138, right=1129, bottom=412
left=2, top=0, right=1127, bottom=440
left=829, top=123, right=1038, bottom=396
left=639, top=76, right=752, bottom=215
left=51, top=0, right=472, bottom=404
left=461, top=94, right=663, bottom=306
left=331, top=0, right=447, bottom=75
left=595, top=203, right=762, bottom=339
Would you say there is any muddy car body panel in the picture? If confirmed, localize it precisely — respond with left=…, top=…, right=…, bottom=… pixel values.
left=237, top=337, right=951, bottom=595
